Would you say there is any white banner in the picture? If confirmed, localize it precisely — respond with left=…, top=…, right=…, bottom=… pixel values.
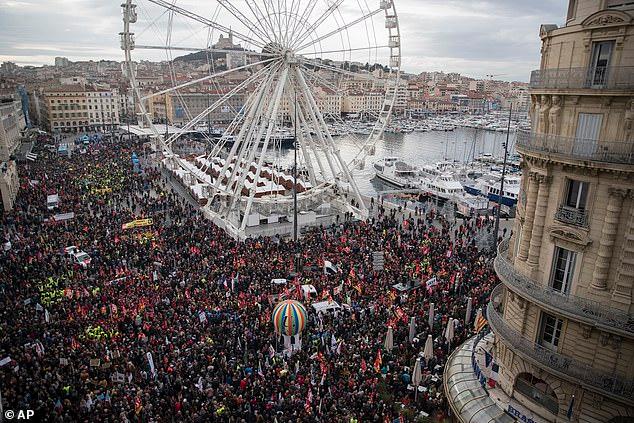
left=426, top=277, right=438, bottom=288
left=147, top=352, right=156, bottom=378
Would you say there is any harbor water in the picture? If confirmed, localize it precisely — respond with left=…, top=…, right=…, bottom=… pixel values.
left=271, top=127, right=519, bottom=198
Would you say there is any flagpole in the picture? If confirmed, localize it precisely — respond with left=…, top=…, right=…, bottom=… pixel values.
left=293, top=83, right=300, bottom=274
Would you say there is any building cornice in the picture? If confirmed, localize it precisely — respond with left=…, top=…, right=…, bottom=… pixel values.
left=581, top=10, right=633, bottom=29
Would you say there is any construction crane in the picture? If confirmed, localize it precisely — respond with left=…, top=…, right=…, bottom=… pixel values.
left=486, top=74, right=507, bottom=80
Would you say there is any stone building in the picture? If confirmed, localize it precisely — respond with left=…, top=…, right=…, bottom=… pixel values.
left=445, top=1, right=634, bottom=422
left=0, top=97, right=25, bottom=211
left=43, top=84, right=120, bottom=133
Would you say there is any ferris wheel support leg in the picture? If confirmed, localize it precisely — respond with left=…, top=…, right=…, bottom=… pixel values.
left=294, top=71, right=340, bottom=183
left=289, top=94, right=317, bottom=187
left=294, top=68, right=366, bottom=214
left=213, top=65, right=279, bottom=199
left=224, top=74, right=281, bottom=215
left=297, top=106, right=327, bottom=182
left=240, top=67, right=290, bottom=231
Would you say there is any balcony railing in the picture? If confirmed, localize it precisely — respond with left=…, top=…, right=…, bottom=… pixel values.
left=488, top=286, right=634, bottom=403
left=516, top=130, right=634, bottom=165
left=529, top=66, right=634, bottom=90
left=554, top=205, right=589, bottom=228
left=495, top=239, right=634, bottom=337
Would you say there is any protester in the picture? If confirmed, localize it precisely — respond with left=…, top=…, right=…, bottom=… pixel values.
left=0, top=135, right=500, bottom=422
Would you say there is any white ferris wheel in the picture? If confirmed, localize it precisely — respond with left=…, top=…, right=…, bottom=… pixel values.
left=121, top=0, right=401, bottom=239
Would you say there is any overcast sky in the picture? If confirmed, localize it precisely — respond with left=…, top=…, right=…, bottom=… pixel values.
left=0, top=0, right=567, bottom=81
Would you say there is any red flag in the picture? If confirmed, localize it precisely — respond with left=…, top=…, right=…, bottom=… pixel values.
left=374, top=349, right=382, bottom=373
left=135, top=396, right=143, bottom=415
left=305, top=388, right=313, bottom=413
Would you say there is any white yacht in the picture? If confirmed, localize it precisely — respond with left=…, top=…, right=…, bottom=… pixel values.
left=373, top=157, right=418, bottom=188
left=420, top=173, right=466, bottom=201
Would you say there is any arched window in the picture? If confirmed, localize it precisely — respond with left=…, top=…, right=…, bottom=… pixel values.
left=514, top=373, right=559, bottom=415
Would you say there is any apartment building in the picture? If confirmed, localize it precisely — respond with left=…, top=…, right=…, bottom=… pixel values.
left=43, top=84, right=120, bottom=132
left=0, top=97, right=25, bottom=211
left=445, top=1, right=634, bottom=421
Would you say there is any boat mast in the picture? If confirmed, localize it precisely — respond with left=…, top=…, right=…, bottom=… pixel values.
left=493, top=104, right=512, bottom=251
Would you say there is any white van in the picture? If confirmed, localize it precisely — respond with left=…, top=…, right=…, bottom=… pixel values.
left=312, top=301, right=341, bottom=314
left=46, top=194, right=60, bottom=210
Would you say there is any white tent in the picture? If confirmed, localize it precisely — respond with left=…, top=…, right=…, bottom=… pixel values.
left=323, top=260, right=338, bottom=275
left=423, top=335, right=434, bottom=361
left=408, top=317, right=416, bottom=343
left=384, top=326, right=394, bottom=352
left=301, top=284, right=317, bottom=299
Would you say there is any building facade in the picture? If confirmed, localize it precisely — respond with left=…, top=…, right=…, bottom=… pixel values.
left=43, top=84, right=120, bottom=133
left=0, top=97, right=25, bottom=211
left=446, top=1, right=634, bottom=422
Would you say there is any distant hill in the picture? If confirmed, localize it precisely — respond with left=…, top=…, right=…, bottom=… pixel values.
left=174, top=48, right=245, bottom=62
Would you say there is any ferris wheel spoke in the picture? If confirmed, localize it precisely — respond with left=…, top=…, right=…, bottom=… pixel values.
left=291, top=0, right=344, bottom=51
left=163, top=64, right=274, bottom=147
left=294, top=7, right=384, bottom=52
left=300, top=67, right=367, bottom=145
left=262, top=0, right=283, bottom=43
left=216, top=0, right=274, bottom=46
left=258, top=0, right=280, bottom=45
left=244, top=0, right=279, bottom=44
left=287, top=0, right=318, bottom=46
left=300, top=67, right=368, bottom=148
left=146, top=0, right=267, bottom=49
left=280, top=0, right=292, bottom=43
left=294, top=113, right=318, bottom=186
left=141, top=58, right=276, bottom=102
left=294, top=74, right=341, bottom=181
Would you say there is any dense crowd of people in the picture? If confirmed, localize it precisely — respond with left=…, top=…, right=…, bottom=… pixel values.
left=0, top=135, right=501, bottom=422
